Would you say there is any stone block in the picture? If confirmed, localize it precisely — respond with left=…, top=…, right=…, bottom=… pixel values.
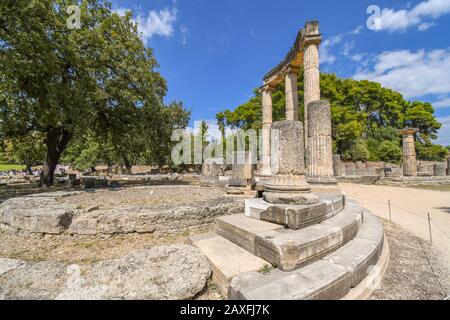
left=433, top=163, right=446, bottom=176
left=189, top=233, right=268, bottom=295
left=271, top=121, right=305, bottom=175
left=256, top=206, right=362, bottom=271
left=215, top=214, right=283, bottom=255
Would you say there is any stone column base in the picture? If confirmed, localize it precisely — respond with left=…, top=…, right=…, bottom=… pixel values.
left=263, top=175, right=318, bottom=205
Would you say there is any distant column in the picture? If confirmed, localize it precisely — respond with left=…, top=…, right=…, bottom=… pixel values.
left=285, top=67, right=299, bottom=121
left=400, top=128, right=419, bottom=177
left=447, top=158, right=450, bottom=176
left=261, top=85, right=274, bottom=176
left=303, top=39, right=321, bottom=149
left=307, top=100, right=335, bottom=183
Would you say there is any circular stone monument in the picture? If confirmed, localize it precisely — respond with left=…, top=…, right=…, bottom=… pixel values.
left=0, top=186, right=245, bottom=236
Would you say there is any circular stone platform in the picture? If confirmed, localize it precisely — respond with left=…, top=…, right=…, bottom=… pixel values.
left=0, top=186, right=245, bottom=236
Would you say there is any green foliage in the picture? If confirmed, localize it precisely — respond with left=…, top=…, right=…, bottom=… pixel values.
left=0, top=0, right=173, bottom=184
left=0, top=133, right=46, bottom=172
left=342, top=139, right=370, bottom=162
left=377, top=141, right=403, bottom=163
left=218, top=73, right=446, bottom=162
left=416, top=142, right=448, bottom=161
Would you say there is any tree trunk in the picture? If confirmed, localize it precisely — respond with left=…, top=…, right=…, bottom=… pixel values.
left=123, top=155, right=132, bottom=175
left=40, top=128, right=72, bottom=187
left=25, top=164, right=33, bottom=175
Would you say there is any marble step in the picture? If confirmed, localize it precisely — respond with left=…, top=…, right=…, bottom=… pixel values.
left=188, top=232, right=270, bottom=295
left=229, top=209, right=385, bottom=300
left=246, top=192, right=345, bottom=229
left=257, top=203, right=363, bottom=271
left=215, top=215, right=284, bottom=255
left=216, top=202, right=363, bottom=272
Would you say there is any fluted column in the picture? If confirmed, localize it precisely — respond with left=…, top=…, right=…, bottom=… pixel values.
left=303, top=41, right=321, bottom=150
left=307, top=100, right=335, bottom=183
left=400, top=128, right=419, bottom=177
left=285, top=67, right=299, bottom=121
left=261, top=85, right=274, bottom=176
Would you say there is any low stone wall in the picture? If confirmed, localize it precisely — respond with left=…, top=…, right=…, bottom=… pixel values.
left=376, top=176, right=450, bottom=186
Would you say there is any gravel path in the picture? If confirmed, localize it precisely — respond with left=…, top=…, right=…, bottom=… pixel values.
left=340, top=183, right=450, bottom=260
left=371, top=220, right=449, bottom=300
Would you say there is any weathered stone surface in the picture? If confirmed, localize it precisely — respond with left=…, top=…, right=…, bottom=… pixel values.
left=401, top=128, right=419, bottom=177
left=260, top=202, right=327, bottom=229
left=202, top=159, right=227, bottom=177
left=0, top=196, right=76, bottom=234
left=0, top=187, right=245, bottom=236
left=307, top=100, right=335, bottom=183
left=229, top=260, right=351, bottom=300
left=256, top=205, right=362, bottom=271
left=271, top=121, right=305, bottom=175
left=232, top=151, right=256, bottom=180
left=229, top=208, right=385, bottom=300
left=0, top=245, right=211, bottom=300
left=433, top=163, right=446, bottom=176
left=259, top=193, right=345, bottom=229
left=189, top=233, right=268, bottom=295
left=215, top=214, right=283, bottom=255
left=68, top=199, right=244, bottom=236
left=263, top=191, right=319, bottom=206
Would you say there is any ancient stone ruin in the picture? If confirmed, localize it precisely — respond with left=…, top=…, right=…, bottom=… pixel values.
left=192, top=21, right=388, bottom=300
left=332, top=127, right=450, bottom=186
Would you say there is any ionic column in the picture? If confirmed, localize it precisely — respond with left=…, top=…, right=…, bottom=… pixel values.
left=261, top=85, right=273, bottom=176
left=285, top=67, right=299, bottom=121
left=303, top=40, right=321, bottom=149
left=400, top=128, right=419, bottom=177
left=307, top=100, right=335, bottom=183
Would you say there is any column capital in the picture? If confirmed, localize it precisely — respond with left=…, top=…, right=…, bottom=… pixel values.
left=400, top=127, right=419, bottom=136
left=285, top=65, right=300, bottom=75
left=260, top=83, right=276, bottom=93
left=302, top=35, right=322, bottom=49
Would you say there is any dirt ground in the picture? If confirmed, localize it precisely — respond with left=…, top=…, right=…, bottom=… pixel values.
left=340, top=183, right=450, bottom=259
left=58, top=186, right=228, bottom=210
left=0, top=226, right=212, bottom=264
left=370, top=220, right=449, bottom=300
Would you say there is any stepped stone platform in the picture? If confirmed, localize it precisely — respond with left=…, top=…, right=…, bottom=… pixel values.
left=190, top=191, right=387, bottom=300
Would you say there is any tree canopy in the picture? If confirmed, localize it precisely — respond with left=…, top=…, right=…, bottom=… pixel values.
left=0, top=0, right=190, bottom=183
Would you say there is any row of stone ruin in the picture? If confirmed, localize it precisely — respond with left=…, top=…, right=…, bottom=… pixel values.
left=333, top=156, right=450, bottom=178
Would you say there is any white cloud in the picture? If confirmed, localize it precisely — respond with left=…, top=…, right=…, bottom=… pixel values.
left=114, top=6, right=178, bottom=44
left=353, top=48, right=450, bottom=99
left=320, top=26, right=364, bottom=65
left=436, top=116, right=450, bottom=145
left=136, top=7, right=178, bottom=42
left=180, top=26, right=189, bottom=45
left=373, top=0, right=450, bottom=32
left=434, top=98, right=450, bottom=108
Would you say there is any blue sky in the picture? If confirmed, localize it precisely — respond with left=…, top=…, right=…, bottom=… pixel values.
left=111, top=0, right=450, bottom=146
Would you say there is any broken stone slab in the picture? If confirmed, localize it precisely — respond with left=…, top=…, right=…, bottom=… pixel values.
left=229, top=260, right=351, bottom=300
left=0, top=197, right=75, bottom=234
left=0, top=245, right=211, bottom=300
left=0, top=258, right=24, bottom=277
left=215, top=214, right=284, bottom=255
left=256, top=205, right=362, bottom=271
left=246, top=193, right=344, bottom=223
left=259, top=193, right=346, bottom=230
left=189, top=232, right=269, bottom=295
left=68, top=200, right=244, bottom=236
